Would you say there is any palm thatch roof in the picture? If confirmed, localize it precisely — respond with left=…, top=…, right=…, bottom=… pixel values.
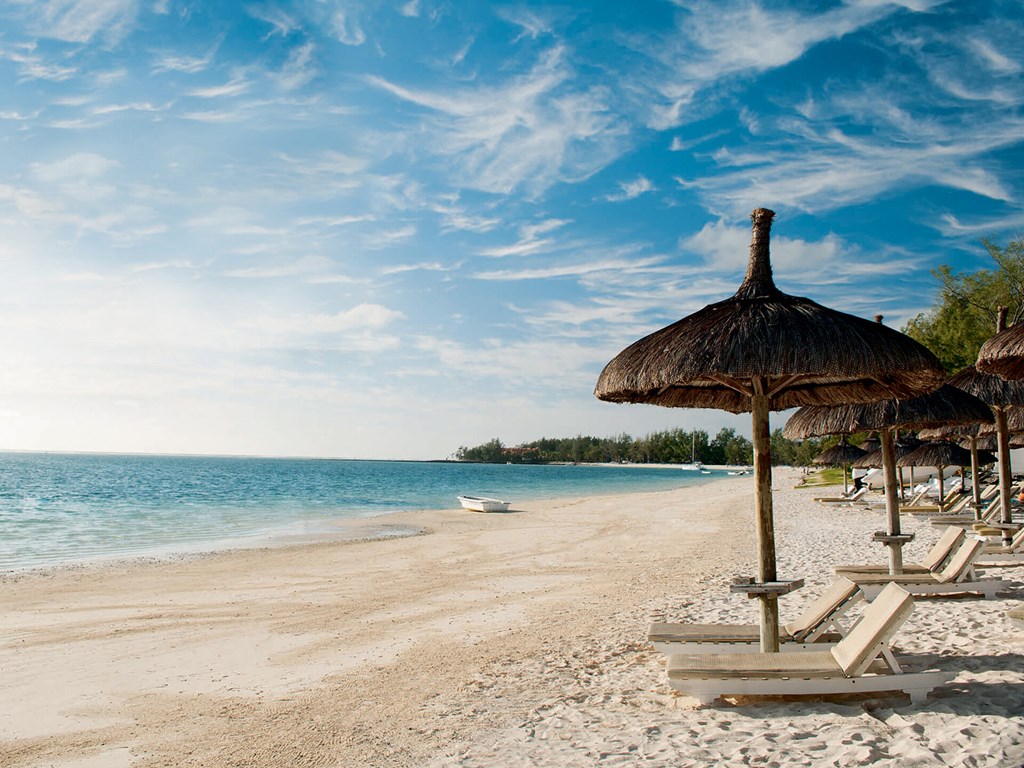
left=978, top=406, right=1024, bottom=435
left=851, top=449, right=882, bottom=469
left=946, top=365, right=1024, bottom=407
left=781, top=384, right=992, bottom=440
left=594, top=209, right=945, bottom=413
left=897, top=441, right=973, bottom=469
left=852, top=442, right=917, bottom=469
left=918, top=423, right=980, bottom=440
left=859, top=434, right=881, bottom=452
left=977, top=322, right=1024, bottom=380
left=813, top=440, right=867, bottom=466
left=972, top=434, right=1024, bottom=450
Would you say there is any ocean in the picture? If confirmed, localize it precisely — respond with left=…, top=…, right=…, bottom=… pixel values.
left=0, top=452, right=725, bottom=571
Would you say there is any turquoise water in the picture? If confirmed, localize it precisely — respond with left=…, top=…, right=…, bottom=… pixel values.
left=0, top=453, right=724, bottom=570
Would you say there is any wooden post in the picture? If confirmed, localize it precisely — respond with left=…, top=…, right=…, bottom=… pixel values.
left=937, top=464, right=945, bottom=510
left=970, top=437, right=981, bottom=519
left=879, top=430, right=903, bottom=575
left=997, top=407, right=1013, bottom=524
left=751, top=381, right=779, bottom=653
left=995, top=308, right=1012, bottom=526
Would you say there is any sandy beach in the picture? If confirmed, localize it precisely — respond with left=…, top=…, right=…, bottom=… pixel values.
left=3, top=468, right=1023, bottom=767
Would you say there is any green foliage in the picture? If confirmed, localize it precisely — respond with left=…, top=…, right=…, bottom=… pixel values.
left=456, top=428, right=823, bottom=466
left=904, top=237, right=1024, bottom=372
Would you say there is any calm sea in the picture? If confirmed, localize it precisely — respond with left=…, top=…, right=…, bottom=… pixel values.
left=0, top=452, right=725, bottom=571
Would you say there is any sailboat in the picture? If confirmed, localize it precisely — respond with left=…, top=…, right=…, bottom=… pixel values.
left=679, top=433, right=705, bottom=471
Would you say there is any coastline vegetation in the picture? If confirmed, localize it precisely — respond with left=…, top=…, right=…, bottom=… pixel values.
left=455, top=428, right=828, bottom=466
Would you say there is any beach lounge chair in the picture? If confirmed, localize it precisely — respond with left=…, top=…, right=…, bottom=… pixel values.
left=814, top=487, right=869, bottom=504
left=977, top=527, right=1024, bottom=565
left=834, top=526, right=965, bottom=577
left=908, top=493, right=973, bottom=518
left=848, top=538, right=1003, bottom=600
left=648, top=578, right=863, bottom=654
left=926, top=495, right=998, bottom=525
left=665, top=583, right=952, bottom=706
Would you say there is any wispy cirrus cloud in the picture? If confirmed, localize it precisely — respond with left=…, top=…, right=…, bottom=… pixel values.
left=26, top=0, right=140, bottom=45
left=369, top=45, right=630, bottom=197
left=642, top=0, right=936, bottom=129
left=478, top=218, right=570, bottom=258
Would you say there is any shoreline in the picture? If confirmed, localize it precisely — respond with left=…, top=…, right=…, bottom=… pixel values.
left=0, top=468, right=744, bottom=576
left=4, top=469, right=1021, bottom=767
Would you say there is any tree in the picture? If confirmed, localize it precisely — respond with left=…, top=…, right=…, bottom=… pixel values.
left=904, top=237, right=1024, bottom=372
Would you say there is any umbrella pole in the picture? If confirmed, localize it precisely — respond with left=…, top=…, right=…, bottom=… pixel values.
left=996, top=407, right=1013, bottom=525
left=843, top=463, right=849, bottom=495
left=937, top=466, right=945, bottom=511
left=751, top=389, right=779, bottom=654
left=970, top=437, right=982, bottom=520
left=879, top=430, right=903, bottom=575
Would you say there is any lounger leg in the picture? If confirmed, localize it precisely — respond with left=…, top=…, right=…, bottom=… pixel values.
left=908, top=687, right=932, bottom=705
left=693, top=694, right=718, bottom=706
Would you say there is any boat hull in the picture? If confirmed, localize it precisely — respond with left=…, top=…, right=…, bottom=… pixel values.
left=457, top=495, right=511, bottom=513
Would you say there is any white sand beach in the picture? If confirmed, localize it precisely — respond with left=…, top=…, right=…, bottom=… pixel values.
left=2, top=468, right=1023, bottom=767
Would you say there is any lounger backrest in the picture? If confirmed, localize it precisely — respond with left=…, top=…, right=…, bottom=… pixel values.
left=922, top=526, right=967, bottom=572
left=783, top=577, right=861, bottom=642
left=936, top=537, right=984, bottom=583
left=831, top=583, right=914, bottom=677
left=1011, top=527, right=1024, bottom=552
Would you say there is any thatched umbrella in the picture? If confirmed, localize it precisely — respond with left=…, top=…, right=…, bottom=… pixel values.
left=784, top=384, right=992, bottom=573
left=812, top=438, right=867, bottom=494
left=852, top=449, right=882, bottom=470
left=977, top=313, right=1024, bottom=379
left=594, top=208, right=945, bottom=652
left=919, top=422, right=988, bottom=512
left=947, top=364, right=1024, bottom=525
left=897, top=441, right=972, bottom=506
left=859, top=434, right=881, bottom=453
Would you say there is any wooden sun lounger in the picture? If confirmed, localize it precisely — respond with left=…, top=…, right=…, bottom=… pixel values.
left=666, top=584, right=953, bottom=706
left=849, top=538, right=1003, bottom=600
left=977, top=528, right=1024, bottom=565
left=814, top=487, right=869, bottom=504
left=907, top=494, right=972, bottom=517
left=833, top=526, right=965, bottom=577
left=648, top=578, right=862, bottom=654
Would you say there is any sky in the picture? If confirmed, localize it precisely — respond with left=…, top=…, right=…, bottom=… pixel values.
left=0, top=0, right=1022, bottom=460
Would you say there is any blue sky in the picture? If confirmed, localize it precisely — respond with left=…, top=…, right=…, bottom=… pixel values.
left=0, top=0, right=1021, bottom=460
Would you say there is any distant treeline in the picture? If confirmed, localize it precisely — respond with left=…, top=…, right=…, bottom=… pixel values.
left=455, top=428, right=827, bottom=466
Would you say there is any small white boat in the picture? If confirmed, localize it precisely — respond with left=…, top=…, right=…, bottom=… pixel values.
left=457, top=495, right=511, bottom=513
left=727, top=469, right=750, bottom=476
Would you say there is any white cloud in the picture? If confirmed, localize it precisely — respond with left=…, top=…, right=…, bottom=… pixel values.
left=328, top=6, right=366, bottom=45
left=224, top=255, right=336, bottom=279
left=369, top=45, right=629, bottom=197
left=682, top=217, right=845, bottom=276
left=151, top=44, right=219, bottom=74
left=30, top=152, right=119, bottom=183
left=604, top=175, right=655, bottom=202
left=187, top=78, right=251, bottom=99
left=495, top=6, right=559, bottom=40
left=642, top=0, right=923, bottom=129
left=478, top=218, right=570, bottom=258
left=248, top=4, right=301, bottom=38
left=31, top=0, right=139, bottom=45
left=399, top=0, right=420, bottom=18
left=474, top=255, right=665, bottom=281
left=275, top=42, right=318, bottom=91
